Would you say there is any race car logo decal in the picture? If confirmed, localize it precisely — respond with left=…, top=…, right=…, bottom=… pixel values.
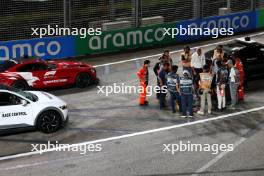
left=44, top=71, right=56, bottom=77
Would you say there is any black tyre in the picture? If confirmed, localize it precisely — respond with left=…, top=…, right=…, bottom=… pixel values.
left=75, top=72, right=91, bottom=88
left=36, top=110, right=62, bottom=133
left=12, top=80, right=29, bottom=91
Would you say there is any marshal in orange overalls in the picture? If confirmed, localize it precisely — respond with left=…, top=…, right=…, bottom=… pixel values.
left=137, top=67, right=148, bottom=105
left=235, top=58, right=245, bottom=101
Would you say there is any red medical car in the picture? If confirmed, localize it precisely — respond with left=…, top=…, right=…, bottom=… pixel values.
left=0, top=59, right=97, bottom=90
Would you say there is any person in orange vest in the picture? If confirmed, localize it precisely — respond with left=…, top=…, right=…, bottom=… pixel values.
left=233, top=53, right=245, bottom=101
left=137, top=60, right=150, bottom=106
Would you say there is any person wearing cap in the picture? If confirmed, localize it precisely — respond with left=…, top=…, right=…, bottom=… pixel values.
left=197, top=65, right=213, bottom=115
left=179, top=70, right=195, bottom=118
left=137, top=60, right=150, bottom=106
left=166, top=65, right=181, bottom=113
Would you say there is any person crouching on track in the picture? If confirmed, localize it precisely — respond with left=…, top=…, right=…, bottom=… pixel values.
left=197, top=65, right=213, bottom=115
left=167, top=65, right=181, bottom=113
left=179, top=70, right=195, bottom=118
left=137, top=60, right=150, bottom=106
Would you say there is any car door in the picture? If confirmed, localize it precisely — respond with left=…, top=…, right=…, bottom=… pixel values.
left=15, top=63, right=49, bottom=88
left=257, top=45, right=264, bottom=77
left=239, top=46, right=259, bottom=77
left=0, top=92, right=33, bottom=129
left=31, top=63, right=53, bottom=88
left=42, top=63, right=69, bottom=87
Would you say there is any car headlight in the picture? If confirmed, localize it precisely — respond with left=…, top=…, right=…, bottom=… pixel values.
left=59, top=105, right=67, bottom=110
left=91, top=68, right=96, bottom=74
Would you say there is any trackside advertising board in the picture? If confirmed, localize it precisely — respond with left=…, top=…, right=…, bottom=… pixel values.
left=75, top=23, right=176, bottom=55
left=258, top=8, right=264, bottom=28
left=0, top=36, right=75, bottom=61
left=0, top=9, right=263, bottom=61
left=175, top=11, right=257, bottom=41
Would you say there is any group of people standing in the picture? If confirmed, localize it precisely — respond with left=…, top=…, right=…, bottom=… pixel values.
left=137, top=45, right=245, bottom=118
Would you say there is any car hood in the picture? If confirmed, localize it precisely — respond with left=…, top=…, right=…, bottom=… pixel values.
left=0, top=72, right=21, bottom=79
left=27, top=91, right=66, bottom=105
left=48, top=60, right=93, bottom=68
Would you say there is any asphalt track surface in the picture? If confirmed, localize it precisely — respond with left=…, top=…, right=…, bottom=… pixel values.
left=0, top=32, right=264, bottom=176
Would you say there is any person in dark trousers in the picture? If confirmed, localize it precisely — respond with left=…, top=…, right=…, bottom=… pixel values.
left=154, top=56, right=164, bottom=99
left=216, top=60, right=229, bottom=111
left=158, top=62, right=170, bottom=109
left=167, top=65, right=181, bottom=113
left=154, top=50, right=173, bottom=99
left=179, top=70, right=195, bottom=118
left=227, top=59, right=239, bottom=109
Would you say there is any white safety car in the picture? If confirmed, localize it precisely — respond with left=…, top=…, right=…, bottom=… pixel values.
left=0, top=84, right=68, bottom=133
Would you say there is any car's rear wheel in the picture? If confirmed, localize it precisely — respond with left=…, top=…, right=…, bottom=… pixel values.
left=36, top=110, right=62, bottom=133
left=75, top=72, right=91, bottom=88
left=12, top=80, right=29, bottom=91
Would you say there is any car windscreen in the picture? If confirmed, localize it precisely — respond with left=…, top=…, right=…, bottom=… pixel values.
left=4, top=86, right=39, bottom=102
left=16, top=91, right=38, bottom=102
left=48, top=63, right=57, bottom=70
left=0, top=61, right=16, bottom=72
left=223, top=42, right=246, bottom=51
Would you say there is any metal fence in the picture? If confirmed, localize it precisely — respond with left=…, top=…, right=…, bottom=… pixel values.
left=0, top=0, right=264, bottom=41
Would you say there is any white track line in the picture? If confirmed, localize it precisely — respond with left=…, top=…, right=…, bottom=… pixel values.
left=0, top=106, right=263, bottom=162
left=191, top=137, right=246, bottom=176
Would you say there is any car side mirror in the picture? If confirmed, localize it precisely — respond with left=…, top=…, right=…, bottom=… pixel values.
left=21, top=99, right=29, bottom=106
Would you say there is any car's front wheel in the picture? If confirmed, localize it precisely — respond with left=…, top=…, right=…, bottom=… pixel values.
left=36, top=110, right=62, bottom=133
left=12, top=80, right=29, bottom=91
left=75, top=72, right=91, bottom=88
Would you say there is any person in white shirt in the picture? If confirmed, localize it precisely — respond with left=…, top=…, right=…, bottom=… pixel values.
left=191, top=48, right=206, bottom=88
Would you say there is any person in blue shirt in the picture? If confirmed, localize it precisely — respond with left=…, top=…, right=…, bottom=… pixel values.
left=179, top=70, right=195, bottom=118
left=158, top=62, right=170, bottom=109
left=166, top=65, right=181, bottom=113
